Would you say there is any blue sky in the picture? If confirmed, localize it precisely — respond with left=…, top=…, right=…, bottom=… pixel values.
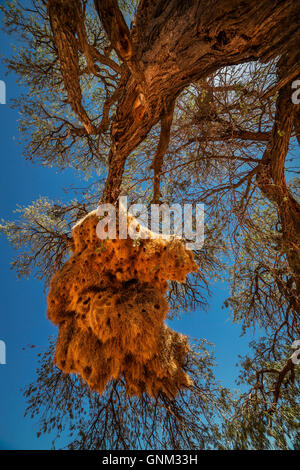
left=0, top=16, right=257, bottom=450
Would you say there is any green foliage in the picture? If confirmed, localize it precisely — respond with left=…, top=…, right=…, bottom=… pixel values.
left=0, top=197, right=69, bottom=284
left=222, top=340, right=300, bottom=450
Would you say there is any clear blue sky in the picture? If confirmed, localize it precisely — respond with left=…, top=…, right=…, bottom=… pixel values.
left=0, top=18, right=255, bottom=450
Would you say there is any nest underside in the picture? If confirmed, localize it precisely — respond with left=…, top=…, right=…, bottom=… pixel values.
left=47, top=211, right=198, bottom=398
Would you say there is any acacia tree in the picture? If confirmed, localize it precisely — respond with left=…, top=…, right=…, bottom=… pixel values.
left=1, top=0, right=300, bottom=449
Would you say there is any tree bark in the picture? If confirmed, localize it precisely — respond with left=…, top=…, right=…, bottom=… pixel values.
left=256, top=52, right=300, bottom=294
left=47, top=1, right=300, bottom=203
left=97, top=0, right=300, bottom=202
left=47, top=0, right=96, bottom=134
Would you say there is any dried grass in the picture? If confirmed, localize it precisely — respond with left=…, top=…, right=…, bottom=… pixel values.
left=47, top=210, right=197, bottom=398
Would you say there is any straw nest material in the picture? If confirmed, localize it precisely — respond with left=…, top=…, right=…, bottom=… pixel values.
left=47, top=210, right=198, bottom=398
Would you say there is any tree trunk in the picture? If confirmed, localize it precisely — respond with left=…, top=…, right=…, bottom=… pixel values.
left=96, top=0, right=300, bottom=202
left=256, top=52, right=300, bottom=295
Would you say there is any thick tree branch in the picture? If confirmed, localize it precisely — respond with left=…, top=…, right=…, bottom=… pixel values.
left=256, top=52, right=300, bottom=293
left=48, top=1, right=300, bottom=204
left=47, top=0, right=96, bottom=134
left=94, top=0, right=132, bottom=62
left=94, top=0, right=146, bottom=90
left=248, top=357, right=296, bottom=414
left=151, top=97, right=176, bottom=203
left=272, top=358, right=295, bottom=409
left=89, top=45, right=122, bottom=75
left=102, top=0, right=300, bottom=203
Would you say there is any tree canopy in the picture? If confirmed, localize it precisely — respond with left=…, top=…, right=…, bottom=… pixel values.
left=0, top=0, right=300, bottom=450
